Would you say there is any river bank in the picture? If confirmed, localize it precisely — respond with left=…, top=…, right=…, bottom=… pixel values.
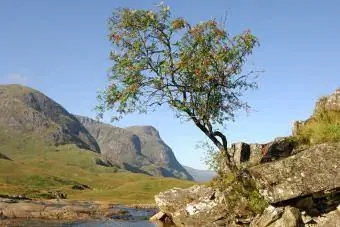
left=0, top=198, right=163, bottom=226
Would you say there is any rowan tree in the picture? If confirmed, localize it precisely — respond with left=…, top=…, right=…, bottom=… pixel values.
left=97, top=3, right=259, bottom=172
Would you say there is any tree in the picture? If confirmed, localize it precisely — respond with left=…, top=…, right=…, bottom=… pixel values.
left=97, top=2, right=259, bottom=172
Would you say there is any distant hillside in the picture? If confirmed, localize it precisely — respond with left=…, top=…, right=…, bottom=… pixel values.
left=183, top=166, right=217, bottom=182
left=0, top=84, right=192, bottom=180
left=0, top=84, right=194, bottom=202
left=0, top=140, right=194, bottom=203
left=0, top=84, right=99, bottom=152
left=76, top=116, right=193, bottom=180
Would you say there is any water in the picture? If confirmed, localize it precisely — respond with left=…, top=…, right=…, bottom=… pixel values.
left=1, top=206, right=161, bottom=227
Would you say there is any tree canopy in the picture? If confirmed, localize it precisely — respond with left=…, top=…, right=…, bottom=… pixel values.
left=97, top=3, right=259, bottom=171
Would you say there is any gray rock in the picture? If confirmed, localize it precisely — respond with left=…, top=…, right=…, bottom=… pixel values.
left=260, top=137, right=295, bottom=163
left=249, top=143, right=340, bottom=203
left=250, top=206, right=284, bottom=227
left=251, top=206, right=300, bottom=227
left=154, top=185, right=226, bottom=227
left=149, top=211, right=167, bottom=221
left=248, top=143, right=265, bottom=166
left=267, top=206, right=300, bottom=227
left=231, top=142, right=250, bottom=167
left=311, top=205, right=340, bottom=227
left=315, top=88, right=340, bottom=112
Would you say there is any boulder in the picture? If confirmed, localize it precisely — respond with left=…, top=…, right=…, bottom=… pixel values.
left=260, top=137, right=295, bottom=163
left=154, top=185, right=226, bottom=227
left=249, top=143, right=340, bottom=203
left=250, top=206, right=300, bottom=227
left=229, top=137, right=296, bottom=169
left=248, top=143, right=265, bottom=166
left=149, top=211, right=175, bottom=225
left=231, top=142, right=250, bottom=167
left=310, top=205, right=340, bottom=227
left=250, top=206, right=284, bottom=227
left=227, top=142, right=264, bottom=170
left=149, top=211, right=167, bottom=221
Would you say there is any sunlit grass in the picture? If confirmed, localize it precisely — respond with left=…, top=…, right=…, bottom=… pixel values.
left=294, top=108, right=340, bottom=145
left=0, top=133, right=194, bottom=204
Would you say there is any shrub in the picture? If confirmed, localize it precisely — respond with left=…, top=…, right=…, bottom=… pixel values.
left=209, top=172, right=268, bottom=216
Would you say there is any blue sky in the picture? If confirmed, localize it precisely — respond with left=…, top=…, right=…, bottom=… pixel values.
left=1, top=1, right=339, bottom=169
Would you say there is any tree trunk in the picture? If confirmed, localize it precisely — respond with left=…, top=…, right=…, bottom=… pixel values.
left=190, top=116, right=238, bottom=173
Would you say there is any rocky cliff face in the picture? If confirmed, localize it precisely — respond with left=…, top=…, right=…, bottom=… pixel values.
left=152, top=142, right=340, bottom=227
left=0, top=84, right=99, bottom=152
left=249, top=142, right=340, bottom=204
left=76, top=116, right=193, bottom=180
left=316, top=88, right=340, bottom=112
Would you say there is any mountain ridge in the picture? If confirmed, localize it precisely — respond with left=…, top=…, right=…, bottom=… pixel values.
left=0, top=84, right=100, bottom=152
left=183, top=166, right=217, bottom=182
left=76, top=115, right=193, bottom=180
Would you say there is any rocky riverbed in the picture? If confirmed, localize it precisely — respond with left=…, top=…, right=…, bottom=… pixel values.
left=0, top=198, right=163, bottom=226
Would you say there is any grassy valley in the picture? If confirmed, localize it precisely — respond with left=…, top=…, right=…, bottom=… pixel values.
left=0, top=132, right=194, bottom=204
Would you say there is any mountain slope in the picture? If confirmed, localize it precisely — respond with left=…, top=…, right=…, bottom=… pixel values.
left=0, top=84, right=100, bottom=152
left=0, top=138, right=194, bottom=203
left=0, top=84, right=192, bottom=180
left=77, top=116, right=193, bottom=180
left=0, top=84, right=194, bottom=202
left=183, top=166, right=217, bottom=182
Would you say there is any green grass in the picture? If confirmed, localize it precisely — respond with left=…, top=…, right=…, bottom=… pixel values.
left=0, top=133, right=194, bottom=204
left=294, top=108, right=340, bottom=146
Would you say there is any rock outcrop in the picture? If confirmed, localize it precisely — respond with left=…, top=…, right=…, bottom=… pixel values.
left=0, top=84, right=99, bottom=152
left=154, top=141, right=340, bottom=226
left=153, top=88, right=340, bottom=226
left=76, top=116, right=193, bottom=180
left=249, top=143, right=340, bottom=204
left=250, top=206, right=301, bottom=227
left=259, top=137, right=295, bottom=163
left=230, top=137, right=295, bottom=169
left=292, top=87, right=340, bottom=136
left=315, top=88, right=340, bottom=112
left=154, top=185, right=226, bottom=227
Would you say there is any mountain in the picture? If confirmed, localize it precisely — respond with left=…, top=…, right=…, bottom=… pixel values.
left=0, top=84, right=99, bottom=152
left=76, top=116, right=193, bottom=180
left=0, top=84, right=192, bottom=180
left=183, top=166, right=217, bottom=182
